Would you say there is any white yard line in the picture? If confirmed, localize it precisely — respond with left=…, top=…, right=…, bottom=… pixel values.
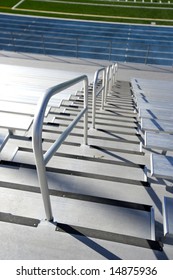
left=12, top=0, right=25, bottom=10
left=26, top=0, right=173, bottom=10
left=14, top=7, right=173, bottom=22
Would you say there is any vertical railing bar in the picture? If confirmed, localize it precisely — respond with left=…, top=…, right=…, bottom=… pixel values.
left=32, top=75, right=88, bottom=221
left=6, top=31, right=173, bottom=67
left=109, top=40, right=112, bottom=61
left=145, top=45, right=150, bottom=64
left=11, top=31, right=15, bottom=49
left=42, top=34, right=46, bottom=55
left=76, top=37, right=78, bottom=58
left=84, top=78, right=88, bottom=144
left=105, top=65, right=111, bottom=103
left=101, top=70, right=106, bottom=110
left=92, top=67, right=106, bottom=129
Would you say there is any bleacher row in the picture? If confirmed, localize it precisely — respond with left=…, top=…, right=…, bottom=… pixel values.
left=0, top=63, right=83, bottom=153
left=131, top=77, right=173, bottom=238
left=0, top=14, right=173, bottom=65
left=1, top=61, right=170, bottom=258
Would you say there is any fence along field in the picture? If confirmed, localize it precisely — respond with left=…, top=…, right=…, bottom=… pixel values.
left=1, top=0, right=173, bottom=25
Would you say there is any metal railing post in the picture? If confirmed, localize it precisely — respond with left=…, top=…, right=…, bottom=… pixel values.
left=76, top=37, right=79, bottom=58
left=42, top=34, right=46, bottom=55
left=92, top=67, right=106, bottom=129
left=145, top=45, right=150, bottom=64
left=32, top=75, right=88, bottom=221
left=32, top=96, right=53, bottom=221
left=11, top=32, right=16, bottom=50
left=111, top=63, right=118, bottom=88
left=84, top=78, right=88, bottom=144
left=104, top=65, right=111, bottom=105
left=101, top=70, right=106, bottom=110
left=102, top=63, right=118, bottom=109
left=109, top=41, right=112, bottom=61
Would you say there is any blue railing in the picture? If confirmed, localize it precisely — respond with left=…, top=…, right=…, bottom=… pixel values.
left=0, top=30, right=173, bottom=65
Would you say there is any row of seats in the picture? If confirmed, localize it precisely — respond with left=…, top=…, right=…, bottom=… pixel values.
left=0, top=14, right=173, bottom=65
left=0, top=64, right=160, bottom=254
left=131, top=77, right=173, bottom=239
left=0, top=63, right=84, bottom=154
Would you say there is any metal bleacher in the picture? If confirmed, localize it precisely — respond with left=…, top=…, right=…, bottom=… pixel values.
left=1, top=13, right=173, bottom=259
left=2, top=56, right=172, bottom=259
left=0, top=13, right=173, bottom=65
left=131, top=77, right=173, bottom=240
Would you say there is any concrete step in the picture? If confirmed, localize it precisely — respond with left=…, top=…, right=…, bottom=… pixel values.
left=0, top=185, right=154, bottom=244
left=41, top=131, right=141, bottom=153
left=0, top=158, right=148, bottom=204
left=51, top=110, right=137, bottom=123
left=51, top=114, right=136, bottom=128
left=65, top=107, right=136, bottom=118
left=1, top=136, right=146, bottom=166
left=43, top=123, right=140, bottom=143
left=52, top=118, right=138, bottom=135
left=12, top=149, right=146, bottom=182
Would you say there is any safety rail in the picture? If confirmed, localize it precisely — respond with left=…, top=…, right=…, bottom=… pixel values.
left=92, top=63, right=118, bottom=129
left=1, top=31, right=173, bottom=65
left=104, top=63, right=118, bottom=106
left=92, top=67, right=106, bottom=129
left=32, top=75, right=88, bottom=221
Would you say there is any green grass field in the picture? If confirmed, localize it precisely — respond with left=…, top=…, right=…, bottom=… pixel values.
left=1, top=0, right=173, bottom=25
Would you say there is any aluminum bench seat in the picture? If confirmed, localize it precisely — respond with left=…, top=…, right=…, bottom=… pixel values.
left=131, top=78, right=173, bottom=91
left=150, top=153, right=173, bottom=179
left=0, top=92, right=66, bottom=108
left=139, top=108, right=173, bottom=121
left=145, top=132, right=173, bottom=152
left=0, top=112, right=33, bottom=131
left=135, top=98, right=173, bottom=110
left=133, top=89, right=173, bottom=98
left=163, top=197, right=173, bottom=238
left=0, top=100, right=50, bottom=116
left=136, top=103, right=173, bottom=112
left=141, top=118, right=173, bottom=133
left=135, top=95, right=173, bottom=105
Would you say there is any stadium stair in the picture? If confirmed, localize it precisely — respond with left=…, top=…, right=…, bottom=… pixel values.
left=0, top=69, right=164, bottom=260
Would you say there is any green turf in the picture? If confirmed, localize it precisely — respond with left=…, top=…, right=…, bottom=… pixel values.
left=1, top=0, right=173, bottom=25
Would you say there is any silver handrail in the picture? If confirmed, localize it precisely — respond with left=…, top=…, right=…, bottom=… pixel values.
left=92, top=63, right=118, bottom=129
left=105, top=63, right=118, bottom=103
left=32, top=75, right=88, bottom=221
left=111, top=63, right=118, bottom=89
left=92, top=67, right=106, bottom=129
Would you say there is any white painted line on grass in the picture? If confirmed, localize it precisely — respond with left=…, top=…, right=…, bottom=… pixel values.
left=12, top=0, right=25, bottom=10
left=14, top=7, right=173, bottom=22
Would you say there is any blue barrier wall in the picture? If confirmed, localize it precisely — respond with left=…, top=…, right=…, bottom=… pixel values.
left=0, top=14, right=173, bottom=65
